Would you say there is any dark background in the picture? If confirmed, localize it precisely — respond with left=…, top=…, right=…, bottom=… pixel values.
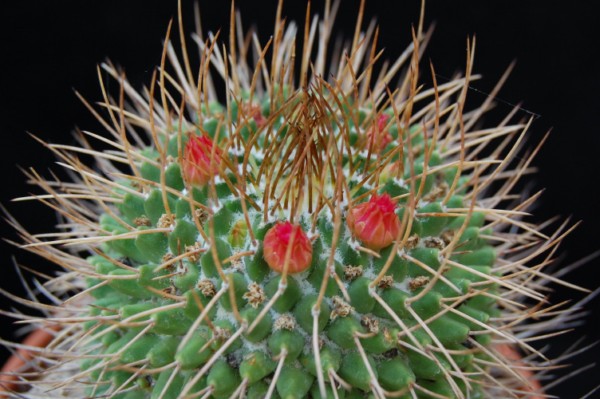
left=0, top=1, right=598, bottom=397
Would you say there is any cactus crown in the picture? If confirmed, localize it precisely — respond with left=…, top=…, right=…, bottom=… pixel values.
left=2, top=2, right=584, bottom=399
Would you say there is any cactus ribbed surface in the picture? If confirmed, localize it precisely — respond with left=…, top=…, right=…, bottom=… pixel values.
left=2, top=2, right=586, bottom=399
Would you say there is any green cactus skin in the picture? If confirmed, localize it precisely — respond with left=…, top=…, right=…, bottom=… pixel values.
left=2, top=2, right=586, bottom=399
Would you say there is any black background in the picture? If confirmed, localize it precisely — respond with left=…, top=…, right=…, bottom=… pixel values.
left=0, top=1, right=599, bottom=397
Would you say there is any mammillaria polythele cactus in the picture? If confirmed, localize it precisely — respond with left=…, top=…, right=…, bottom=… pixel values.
left=1, top=1, right=592, bottom=398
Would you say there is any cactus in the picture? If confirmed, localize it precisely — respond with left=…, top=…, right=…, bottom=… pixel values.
left=1, top=2, right=590, bottom=398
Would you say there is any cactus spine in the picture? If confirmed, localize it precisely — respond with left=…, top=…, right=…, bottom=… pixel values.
left=2, top=1, right=586, bottom=398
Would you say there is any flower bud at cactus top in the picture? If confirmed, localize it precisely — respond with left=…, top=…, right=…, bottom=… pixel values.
left=263, top=221, right=313, bottom=273
left=347, top=194, right=401, bottom=250
left=367, top=113, right=393, bottom=152
left=183, top=134, right=220, bottom=186
left=244, top=103, right=267, bottom=127
left=5, top=2, right=585, bottom=399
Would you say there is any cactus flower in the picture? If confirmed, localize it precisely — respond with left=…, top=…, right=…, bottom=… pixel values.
left=183, top=135, right=221, bottom=186
left=244, top=103, right=266, bottom=127
left=367, top=113, right=393, bottom=151
left=263, top=221, right=313, bottom=273
left=347, top=193, right=401, bottom=250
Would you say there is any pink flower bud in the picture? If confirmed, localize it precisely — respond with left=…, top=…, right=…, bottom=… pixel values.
left=347, top=194, right=401, bottom=250
left=243, top=103, right=266, bottom=127
left=251, top=106, right=266, bottom=127
left=183, top=135, right=221, bottom=186
left=366, top=114, right=393, bottom=152
left=263, top=221, right=313, bottom=274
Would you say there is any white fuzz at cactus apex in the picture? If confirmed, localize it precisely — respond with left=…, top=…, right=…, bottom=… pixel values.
left=0, top=0, right=592, bottom=398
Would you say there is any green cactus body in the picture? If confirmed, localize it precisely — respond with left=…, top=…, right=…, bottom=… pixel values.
left=88, top=106, right=498, bottom=398
left=3, top=3, right=583, bottom=399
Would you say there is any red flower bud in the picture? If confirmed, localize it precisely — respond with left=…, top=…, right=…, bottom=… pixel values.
left=243, top=103, right=266, bottom=127
left=347, top=194, right=400, bottom=250
left=251, top=106, right=266, bottom=127
left=366, top=114, right=393, bottom=152
left=183, top=135, right=221, bottom=186
left=263, top=221, right=313, bottom=274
